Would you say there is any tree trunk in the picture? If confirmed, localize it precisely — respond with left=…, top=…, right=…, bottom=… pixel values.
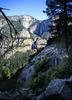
left=63, top=1, right=68, bottom=53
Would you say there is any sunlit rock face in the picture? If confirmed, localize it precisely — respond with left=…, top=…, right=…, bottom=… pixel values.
left=29, top=19, right=51, bottom=37
left=9, top=15, right=51, bottom=37
left=19, top=28, right=31, bottom=38
left=9, top=15, right=51, bottom=38
left=20, top=15, right=38, bottom=29
left=9, top=15, right=39, bottom=29
left=0, top=15, right=51, bottom=38
left=0, top=15, right=52, bottom=58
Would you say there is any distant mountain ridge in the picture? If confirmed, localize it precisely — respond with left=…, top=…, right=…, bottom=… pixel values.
left=0, top=15, right=51, bottom=57
left=0, top=15, right=51, bottom=39
left=29, top=19, right=51, bottom=37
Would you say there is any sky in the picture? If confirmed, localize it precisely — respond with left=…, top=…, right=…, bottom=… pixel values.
left=0, top=0, right=47, bottom=20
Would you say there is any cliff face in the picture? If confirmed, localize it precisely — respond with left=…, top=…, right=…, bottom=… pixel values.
left=0, top=15, right=51, bottom=38
left=0, top=15, right=49, bottom=57
left=0, top=14, right=72, bottom=100
left=0, top=15, right=52, bottom=57
left=29, top=19, right=51, bottom=37
left=9, top=15, right=38, bottom=29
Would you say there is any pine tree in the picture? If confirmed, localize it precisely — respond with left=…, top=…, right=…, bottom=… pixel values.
left=44, top=0, right=72, bottom=53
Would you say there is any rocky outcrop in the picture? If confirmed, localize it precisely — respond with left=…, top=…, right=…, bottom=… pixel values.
left=32, top=44, right=67, bottom=66
left=0, top=76, right=71, bottom=100
left=0, top=15, right=49, bottom=57
left=2, top=44, right=69, bottom=100
left=20, top=15, right=38, bottom=29
left=36, top=76, right=72, bottom=100
left=29, top=19, right=51, bottom=38
left=0, top=90, right=19, bottom=100
left=0, top=44, right=71, bottom=100
left=19, top=44, right=67, bottom=88
left=9, top=15, right=39, bottom=29
left=0, top=15, right=51, bottom=38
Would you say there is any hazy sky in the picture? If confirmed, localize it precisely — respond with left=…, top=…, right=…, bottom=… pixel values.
left=0, top=0, right=47, bottom=20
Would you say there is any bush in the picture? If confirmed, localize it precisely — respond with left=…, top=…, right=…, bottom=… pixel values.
left=35, top=57, right=49, bottom=73
left=31, top=54, right=72, bottom=90
left=35, top=60, right=44, bottom=73
left=0, top=50, right=32, bottom=79
left=45, top=57, right=72, bottom=86
left=2, top=66, right=11, bottom=79
left=30, top=57, right=49, bottom=90
left=30, top=73, right=45, bottom=91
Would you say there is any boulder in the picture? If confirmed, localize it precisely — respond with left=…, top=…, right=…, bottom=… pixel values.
left=32, top=44, right=67, bottom=67
left=0, top=90, right=19, bottom=100
left=19, top=45, right=67, bottom=89
left=36, top=76, right=72, bottom=100
left=19, top=64, right=35, bottom=88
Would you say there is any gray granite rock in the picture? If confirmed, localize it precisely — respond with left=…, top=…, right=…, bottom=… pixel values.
left=36, top=76, right=72, bottom=100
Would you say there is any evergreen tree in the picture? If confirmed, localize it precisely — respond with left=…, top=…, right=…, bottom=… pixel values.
left=44, top=0, right=72, bottom=52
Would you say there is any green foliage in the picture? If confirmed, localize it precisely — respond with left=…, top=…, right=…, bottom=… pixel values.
left=30, top=57, right=49, bottom=90
left=2, top=66, right=11, bottom=79
left=30, top=53, right=72, bottom=90
left=45, top=0, right=72, bottom=52
left=35, top=60, right=45, bottom=73
left=0, top=50, right=32, bottom=79
left=35, top=57, right=49, bottom=73
left=30, top=73, right=45, bottom=91
left=11, top=20, right=24, bottom=32
left=45, top=57, right=72, bottom=86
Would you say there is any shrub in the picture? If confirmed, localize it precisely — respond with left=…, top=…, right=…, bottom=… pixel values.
left=45, top=57, right=72, bottom=86
left=31, top=53, right=72, bottom=90
left=0, top=50, right=32, bottom=79
left=30, top=73, right=45, bottom=91
left=2, top=66, right=11, bottom=79
left=30, top=57, right=49, bottom=90
left=35, top=57, right=49, bottom=73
